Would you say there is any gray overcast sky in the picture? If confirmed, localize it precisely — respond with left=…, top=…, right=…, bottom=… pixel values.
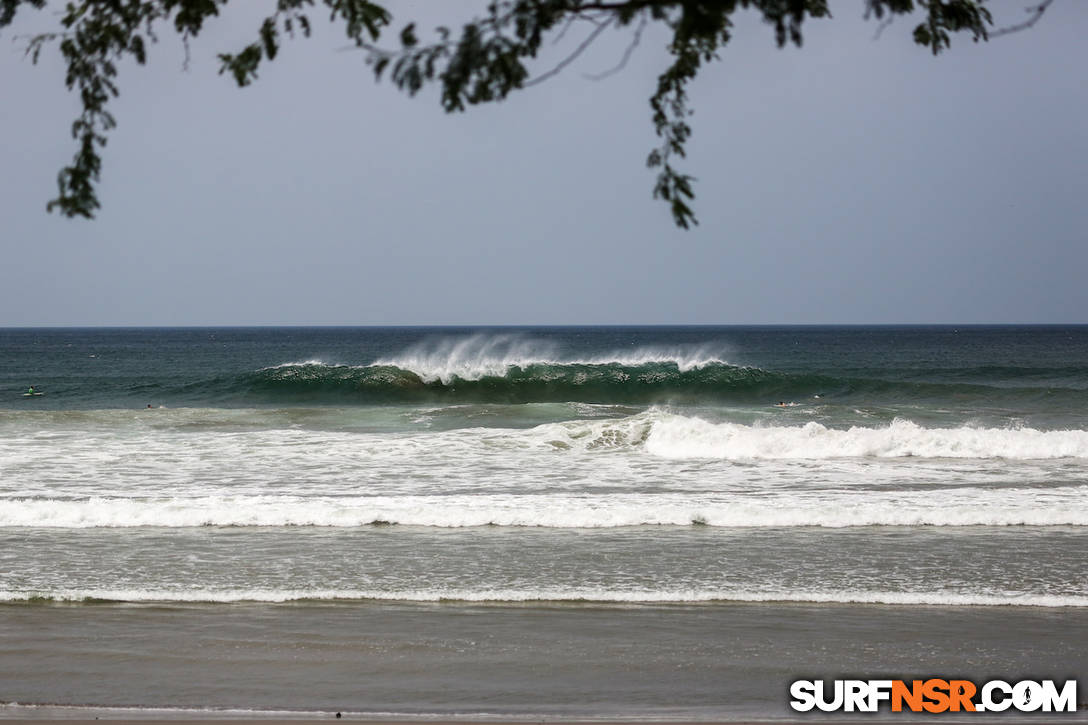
left=1, top=1, right=1086, bottom=325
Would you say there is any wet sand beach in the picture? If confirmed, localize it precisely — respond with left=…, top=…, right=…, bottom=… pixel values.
left=3, top=602, right=1087, bottom=721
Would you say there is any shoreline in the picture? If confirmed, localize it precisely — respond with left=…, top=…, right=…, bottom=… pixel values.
left=1, top=703, right=799, bottom=722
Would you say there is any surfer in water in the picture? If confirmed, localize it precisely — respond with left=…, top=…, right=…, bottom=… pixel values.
left=27, top=386, right=37, bottom=395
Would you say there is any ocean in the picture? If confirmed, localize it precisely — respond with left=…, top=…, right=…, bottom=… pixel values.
left=1, top=325, right=1086, bottom=719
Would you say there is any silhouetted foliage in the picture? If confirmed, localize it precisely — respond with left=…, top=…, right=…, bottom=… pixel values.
left=2, top=0, right=1042, bottom=227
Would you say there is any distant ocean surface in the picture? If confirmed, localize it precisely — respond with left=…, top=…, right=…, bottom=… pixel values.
left=2, top=326, right=1087, bottom=719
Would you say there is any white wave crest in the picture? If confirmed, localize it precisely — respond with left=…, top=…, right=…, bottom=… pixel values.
left=577, top=345, right=732, bottom=372
left=262, top=359, right=330, bottom=369
left=3, top=587, right=1085, bottom=607
left=371, top=334, right=732, bottom=384
left=643, top=414, right=1088, bottom=460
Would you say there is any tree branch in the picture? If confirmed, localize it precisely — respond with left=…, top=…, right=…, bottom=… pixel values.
left=583, top=12, right=645, bottom=81
left=872, top=16, right=893, bottom=41
left=989, top=0, right=1054, bottom=39
left=523, top=16, right=612, bottom=88
left=16, top=0, right=1061, bottom=227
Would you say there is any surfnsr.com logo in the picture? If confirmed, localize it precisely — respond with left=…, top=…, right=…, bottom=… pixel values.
left=790, top=679, right=1078, bottom=713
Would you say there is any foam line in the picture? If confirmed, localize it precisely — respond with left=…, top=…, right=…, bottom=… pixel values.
left=4, top=587, right=1085, bottom=607
left=3, top=489, right=1086, bottom=528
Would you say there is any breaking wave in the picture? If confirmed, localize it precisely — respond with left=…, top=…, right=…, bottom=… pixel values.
left=234, top=358, right=1066, bottom=407
left=219, top=332, right=1088, bottom=406
left=235, top=359, right=790, bottom=405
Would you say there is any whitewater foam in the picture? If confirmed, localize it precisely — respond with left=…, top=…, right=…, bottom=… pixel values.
left=641, top=414, right=1088, bottom=459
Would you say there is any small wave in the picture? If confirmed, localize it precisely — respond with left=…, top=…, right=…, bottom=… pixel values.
left=3, top=488, right=1086, bottom=528
left=0, top=704, right=322, bottom=720
left=3, top=588, right=1085, bottom=607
